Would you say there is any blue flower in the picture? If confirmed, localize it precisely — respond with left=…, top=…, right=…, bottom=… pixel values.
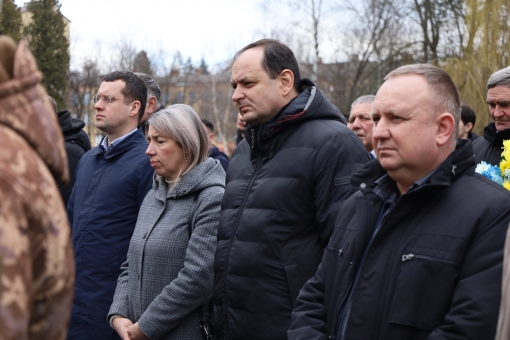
left=476, top=161, right=503, bottom=185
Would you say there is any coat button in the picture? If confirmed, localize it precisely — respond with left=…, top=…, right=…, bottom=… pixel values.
left=370, top=201, right=375, bottom=206
left=360, top=183, right=366, bottom=189
left=137, top=273, right=141, bottom=280
left=135, top=313, right=140, bottom=321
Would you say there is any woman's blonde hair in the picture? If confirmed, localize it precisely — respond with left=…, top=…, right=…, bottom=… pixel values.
left=147, top=104, right=209, bottom=178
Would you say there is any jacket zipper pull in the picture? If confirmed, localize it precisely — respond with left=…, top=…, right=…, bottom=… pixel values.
left=402, top=253, right=415, bottom=262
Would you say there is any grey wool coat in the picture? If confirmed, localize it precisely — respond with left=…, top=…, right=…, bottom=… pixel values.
left=108, top=157, right=225, bottom=340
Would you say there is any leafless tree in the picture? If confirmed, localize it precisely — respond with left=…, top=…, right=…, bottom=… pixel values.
left=260, top=0, right=341, bottom=82
left=109, top=35, right=137, bottom=71
left=409, top=0, right=464, bottom=62
left=210, top=70, right=234, bottom=154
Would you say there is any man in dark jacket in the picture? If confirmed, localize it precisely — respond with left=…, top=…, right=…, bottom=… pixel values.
left=289, top=64, right=510, bottom=340
left=56, top=109, right=91, bottom=206
left=473, top=66, right=510, bottom=165
left=213, top=39, right=369, bottom=339
left=48, top=96, right=91, bottom=207
left=66, top=71, right=154, bottom=340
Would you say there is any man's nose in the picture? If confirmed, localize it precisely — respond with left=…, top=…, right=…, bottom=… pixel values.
left=351, top=117, right=362, bottom=129
left=94, top=101, right=103, bottom=111
left=232, top=87, right=244, bottom=102
left=372, top=119, right=388, bottom=140
left=494, top=105, right=505, bottom=118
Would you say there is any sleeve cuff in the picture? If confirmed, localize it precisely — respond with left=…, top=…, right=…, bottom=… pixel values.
left=109, top=315, right=122, bottom=329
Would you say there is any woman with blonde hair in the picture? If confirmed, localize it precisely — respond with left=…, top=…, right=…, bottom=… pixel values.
left=108, top=104, right=225, bottom=339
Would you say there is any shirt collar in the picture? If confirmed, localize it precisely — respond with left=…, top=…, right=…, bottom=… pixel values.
left=101, top=128, right=138, bottom=151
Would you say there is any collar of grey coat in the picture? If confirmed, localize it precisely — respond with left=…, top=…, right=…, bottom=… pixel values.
left=351, top=139, right=475, bottom=196
left=152, top=157, right=226, bottom=202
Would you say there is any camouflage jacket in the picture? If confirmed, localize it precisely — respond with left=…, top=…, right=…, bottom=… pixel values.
left=0, top=37, right=74, bottom=340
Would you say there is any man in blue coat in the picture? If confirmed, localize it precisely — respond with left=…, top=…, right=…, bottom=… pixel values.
left=66, top=71, right=154, bottom=339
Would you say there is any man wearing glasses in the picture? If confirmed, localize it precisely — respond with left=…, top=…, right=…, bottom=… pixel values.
left=66, top=71, right=154, bottom=340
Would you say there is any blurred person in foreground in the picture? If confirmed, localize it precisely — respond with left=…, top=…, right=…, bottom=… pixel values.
left=213, top=39, right=369, bottom=339
left=202, top=118, right=229, bottom=171
left=473, top=66, right=510, bottom=166
left=0, top=36, right=74, bottom=340
left=108, top=104, right=225, bottom=340
left=347, top=95, right=376, bottom=158
left=289, top=64, right=510, bottom=340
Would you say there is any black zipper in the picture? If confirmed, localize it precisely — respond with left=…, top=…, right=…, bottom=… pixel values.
left=402, top=253, right=459, bottom=267
left=222, top=131, right=262, bottom=338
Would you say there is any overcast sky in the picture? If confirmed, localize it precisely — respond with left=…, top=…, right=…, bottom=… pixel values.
left=15, top=0, right=268, bottom=70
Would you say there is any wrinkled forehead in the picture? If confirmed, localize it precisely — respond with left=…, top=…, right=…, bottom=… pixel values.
left=350, top=103, right=373, bottom=117
left=371, top=75, right=433, bottom=115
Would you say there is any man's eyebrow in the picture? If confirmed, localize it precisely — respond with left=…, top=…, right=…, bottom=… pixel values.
left=486, top=99, right=510, bottom=105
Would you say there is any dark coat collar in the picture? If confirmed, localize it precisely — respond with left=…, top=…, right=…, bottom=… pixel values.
left=483, top=122, right=510, bottom=148
left=245, top=78, right=345, bottom=160
left=351, top=139, right=475, bottom=195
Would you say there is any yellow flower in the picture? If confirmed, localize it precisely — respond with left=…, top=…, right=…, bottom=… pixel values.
left=501, top=158, right=510, bottom=174
left=501, top=140, right=510, bottom=179
left=503, top=181, right=510, bottom=191
left=503, top=149, right=510, bottom=161
left=503, top=140, right=510, bottom=150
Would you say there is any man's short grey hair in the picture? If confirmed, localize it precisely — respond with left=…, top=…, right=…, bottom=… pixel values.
left=147, top=104, right=209, bottom=178
left=385, top=64, right=461, bottom=144
left=352, top=95, right=375, bottom=108
left=134, top=72, right=163, bottom=110
left=487, top=66, right=510, bottom=90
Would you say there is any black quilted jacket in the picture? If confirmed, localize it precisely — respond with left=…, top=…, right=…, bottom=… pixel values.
left=213, top=79, right=370, bottom=339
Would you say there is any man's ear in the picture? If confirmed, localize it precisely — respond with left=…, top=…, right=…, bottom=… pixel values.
left=279, top=69, right=295, bottom=97
left=130, top=101, right=141, bottom=118
left=147, top=96, right=157, bottom=115
left=466, top=122, right=473, bottom=133
left=436, top=113, right=455, bottom=146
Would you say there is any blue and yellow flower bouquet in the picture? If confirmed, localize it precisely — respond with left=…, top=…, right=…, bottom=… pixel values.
left=475, top=140, right=510, bottom=190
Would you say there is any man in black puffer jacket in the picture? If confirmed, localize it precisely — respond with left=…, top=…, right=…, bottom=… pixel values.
left=473, top=66, right=510, bottom=166
left=57, top=109, right=91, bottom=206
left=213, top=39, right=369, bottom=339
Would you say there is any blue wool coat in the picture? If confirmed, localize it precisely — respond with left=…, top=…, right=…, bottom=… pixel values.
left=108, top=157, right=225, bottom=339
left=67, top=128, right=153, bottom=340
